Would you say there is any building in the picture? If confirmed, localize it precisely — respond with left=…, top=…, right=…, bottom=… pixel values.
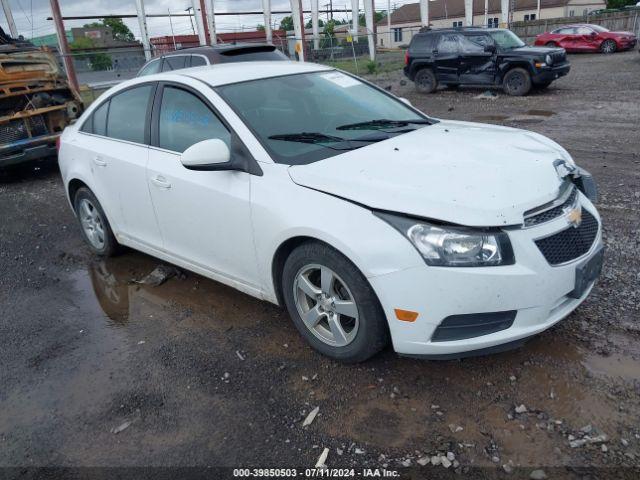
left=29, top=31, right=72, bottom=47
left=376, top=0, right=607, bottom=48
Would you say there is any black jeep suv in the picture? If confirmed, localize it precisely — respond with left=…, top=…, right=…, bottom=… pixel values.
left=404, top=28, right=570, bottom=96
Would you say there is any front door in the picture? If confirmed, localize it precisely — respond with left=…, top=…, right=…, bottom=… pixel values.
left=458, top=34, right=496, bottom=85
left=146, top=84, right=259, bottom=288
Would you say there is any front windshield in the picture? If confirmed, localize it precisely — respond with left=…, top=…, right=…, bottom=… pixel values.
left=216, top=71, right=430, bottom=165
left=489, top=30, right=525, bottom=49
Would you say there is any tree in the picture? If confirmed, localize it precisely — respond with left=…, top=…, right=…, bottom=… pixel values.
left=256, top=24, right=265, bottom=32
left=305, top=18, right=325, bottom=29
left=606, top=0, right=636, bottom=7
left=70, top=36, right=112, bottom=71
left=358, top=11, right=385, bottom=27
left=84, top=17, right=134, bottom=43
left=279, top=16, right=294, bottom=31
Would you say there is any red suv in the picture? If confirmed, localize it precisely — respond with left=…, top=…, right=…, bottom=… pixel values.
left=535, top=24, right=637, bottom=54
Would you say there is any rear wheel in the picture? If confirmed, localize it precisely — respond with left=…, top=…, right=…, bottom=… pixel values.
left=74, top=187, right=120, bottom=257
left=503, top=68, right=532, bottom=96
left=414, top=68, right=438, bottom=94
left=282, top=241, right=389, bottom=363
left=600, top=39, right=617, bottom=54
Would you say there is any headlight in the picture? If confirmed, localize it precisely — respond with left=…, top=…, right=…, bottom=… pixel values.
left=545, top=54, right=553, bottom=65
left=375, top=212, right=514, bottom=267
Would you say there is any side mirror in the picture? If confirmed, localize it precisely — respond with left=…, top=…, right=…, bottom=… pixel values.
left=399, top=97, right=413, bottom=107
left=484, top=44, right=496, bottom=53
left=180, top=138, right=231, bottom=171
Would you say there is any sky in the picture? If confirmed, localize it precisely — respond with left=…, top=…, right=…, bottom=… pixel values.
left=1, top=0, right=419, bottom=41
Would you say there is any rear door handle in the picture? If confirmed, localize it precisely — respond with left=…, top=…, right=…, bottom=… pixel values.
left=93, top=156, right=107, bottom=167
left=151, top=175, right=171, bottom=189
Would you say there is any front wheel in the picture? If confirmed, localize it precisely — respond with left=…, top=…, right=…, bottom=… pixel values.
left=503, top=68, right=532, bottom=96
left=282, top=241, right=389, bottom=363
left=414, top=68, right=438, bottom=93
left=600, top=39, right=617, bottom=54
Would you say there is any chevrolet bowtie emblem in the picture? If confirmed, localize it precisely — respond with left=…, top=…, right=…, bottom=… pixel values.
left=566, top=207, right=583, bottom=228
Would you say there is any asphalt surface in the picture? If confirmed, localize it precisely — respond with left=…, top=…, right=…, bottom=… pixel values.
left=1, top=51, right=639, bottom=479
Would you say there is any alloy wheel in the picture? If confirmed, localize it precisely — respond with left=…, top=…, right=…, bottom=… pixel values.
left=79, top=198, right=106, bottom=250
left=293, top=264, right=359, bottom=347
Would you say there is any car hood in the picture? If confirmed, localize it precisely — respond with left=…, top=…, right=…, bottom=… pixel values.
left=508, top=45, right=561, bottom=56
left=288, top=120, right=573, bottom=227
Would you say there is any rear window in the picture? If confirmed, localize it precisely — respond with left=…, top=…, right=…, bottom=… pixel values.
left=217, top=47, right=287, bottom=63
left=162, top=55, right=188, bottom=71
left=410, top=34, right=434, bottom=52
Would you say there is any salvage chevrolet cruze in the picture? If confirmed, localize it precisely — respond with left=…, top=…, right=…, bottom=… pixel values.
left=58, top=61, right=604, bottom=362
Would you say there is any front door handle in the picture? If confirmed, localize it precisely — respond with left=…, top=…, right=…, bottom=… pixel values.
left=93, top=156, right=107, bottom=167
left=151, top=175, right=171, bottom=189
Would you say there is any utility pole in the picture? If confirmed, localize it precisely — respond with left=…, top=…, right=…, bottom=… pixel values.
left=262, top=0, right=272, bottom=43
left=387, top=0, right=391, bottom=46
left=134, top=0, right=152, bottom=61
left=206, top=0, right=217, bottom=44
left=1, top=0, right=18, bottom=38
left=311, top=0, right=319, bottom=50
left=298, top=0, right=307, bottom=60
left=199, top=0, right=210, bottom=43
left=49, top=0, right=79, bottom=93
left=191, top=0, right=208, bottom=45
left=168, top=7, right=177, bottom=51
left=186, top=7, right=196, bottom=34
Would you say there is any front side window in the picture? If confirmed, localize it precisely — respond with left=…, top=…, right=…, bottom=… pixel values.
left=158, top=86, right=230, bottom=153
left=106, top=85, right=153, bottom=144
left=576, top=26, right=594, bottom=35
left=138, top=58, right=160, bottom=76
left=217, top=71, right=429, bottom=166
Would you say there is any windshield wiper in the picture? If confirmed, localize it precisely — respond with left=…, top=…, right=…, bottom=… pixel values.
left=336, top=118, right=431, bottom=131
left=268, top=132, right=347, bottom=144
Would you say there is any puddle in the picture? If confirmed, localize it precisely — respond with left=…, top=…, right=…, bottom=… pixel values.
left=582, top=352, right=640, bottom=381
left=525, top=109, right=556, bottom=117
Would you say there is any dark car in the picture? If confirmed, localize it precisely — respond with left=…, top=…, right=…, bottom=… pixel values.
left=404, top=28, right=570, bottom=96
left=137, top=44, right=288, bottom=77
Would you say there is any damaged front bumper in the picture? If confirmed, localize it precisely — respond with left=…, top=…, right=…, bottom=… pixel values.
left=0, top=133, right=59, bottom=167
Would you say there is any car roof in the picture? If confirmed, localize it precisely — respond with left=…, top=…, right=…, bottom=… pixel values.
left=139, top=61, right=333, bottom=87
left=418, top=27, right=508, bottom=35
left=162, top=44, right=279, bottom=58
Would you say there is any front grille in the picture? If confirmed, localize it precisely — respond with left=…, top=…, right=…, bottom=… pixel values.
left=551, top=50, right=566, bottom=64
left=27, top=115, right=48, bottom=137
left=524, top=187, right=577, bottom=227
left=0, top=119, right=29, bottom=143
left=431, top=311, right=517, bottom=342
left=535, top=210, right=599, bottom=265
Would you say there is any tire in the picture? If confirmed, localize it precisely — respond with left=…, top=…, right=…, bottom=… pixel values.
left=282, top=241, right=389, bottom=363
left=503, top=67, right=532, bottom=96
left=414, top=68, right=438, bottom=94
left=600, top=39, right=617, bottom=54
left=74, top=187, right=120, bottom=257
left=545, top=41, right=559, bottom=48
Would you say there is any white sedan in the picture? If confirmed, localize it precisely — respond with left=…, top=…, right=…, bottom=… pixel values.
left=58, top=61, right=603, bottom=362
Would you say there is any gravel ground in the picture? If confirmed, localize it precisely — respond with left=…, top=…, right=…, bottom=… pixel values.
left=1, top=51, right=639, bottom=478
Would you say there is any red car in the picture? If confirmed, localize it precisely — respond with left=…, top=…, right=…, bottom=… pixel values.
left=535, top=24, right=637, bottom=54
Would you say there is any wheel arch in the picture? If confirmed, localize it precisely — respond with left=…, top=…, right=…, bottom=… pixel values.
left=498, top=60, right=534, bottom=82
left=68, top=178, right=89, bottom=210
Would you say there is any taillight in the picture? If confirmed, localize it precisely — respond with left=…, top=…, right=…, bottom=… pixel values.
left=56, top=136, right=61, bottom=153
left=404, top=50, right=409, bottom=66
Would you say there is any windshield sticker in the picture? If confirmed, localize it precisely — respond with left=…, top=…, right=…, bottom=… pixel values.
left=320, top=72, right=360, bottom=88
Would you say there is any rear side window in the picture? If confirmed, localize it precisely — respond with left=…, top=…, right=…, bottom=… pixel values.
left=191, top=55, right=207, bottom=67
left=162, top=55, right=188, bottom=71
left=138, top=58, right=161, bottom=76
left=158, top=86, right=230, bottom=153
left=80, top=101, right=108, bottom=135
left=554, top=27, right=576, bottom=34
left=106, top=85, right=153, bottom=144
left=437, top=34, right=462, bottom=54
left=410, top=34, right=434, bottom=52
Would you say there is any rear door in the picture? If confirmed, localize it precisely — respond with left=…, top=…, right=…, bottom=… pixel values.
left=75, top=83, right=162, bottom=248
left=458, top=34, right=496, bottom=85
left=433, top=33, right=461, bottom=83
